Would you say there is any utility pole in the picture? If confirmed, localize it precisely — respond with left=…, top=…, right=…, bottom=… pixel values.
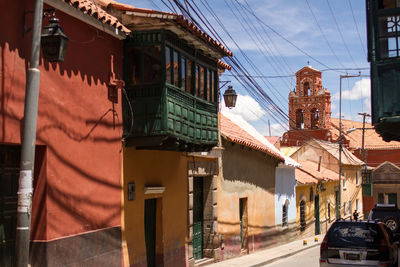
left=268, top=120, right=271, bottom=136
left=338, top=73, right=364, bottom=219
left=16, top=0, right=43, bottom=265
left=358, top=112, right=371, bottom=164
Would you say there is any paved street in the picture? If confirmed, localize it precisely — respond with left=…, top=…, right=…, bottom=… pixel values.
left=263, top=245, right=319, bottom=267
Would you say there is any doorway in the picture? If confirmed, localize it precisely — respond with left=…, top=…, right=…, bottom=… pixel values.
left=314, top=194, right=320, bottom=235
left=193, top=177, right=203, bottom=260
left=0, top=145, right=20, bottom=267
left=239, top=198, right=248, bottom=250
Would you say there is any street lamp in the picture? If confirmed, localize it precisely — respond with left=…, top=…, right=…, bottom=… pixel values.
left=41, top=16, right=69, bottom=62
left=223, top=85, right=237, bottom=108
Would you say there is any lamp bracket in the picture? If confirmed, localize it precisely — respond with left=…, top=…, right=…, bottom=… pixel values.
left=24, top=9, right=56, bottom=35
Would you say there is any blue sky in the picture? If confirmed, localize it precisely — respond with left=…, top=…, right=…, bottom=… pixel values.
left=120, top=0, right=370, bottom=136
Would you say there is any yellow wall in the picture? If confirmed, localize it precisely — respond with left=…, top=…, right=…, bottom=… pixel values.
left=121, top=148, right=189, bottom=266
left=296, top=180, right=339, bottom=237
left=340, top=166, right=363, bottom=219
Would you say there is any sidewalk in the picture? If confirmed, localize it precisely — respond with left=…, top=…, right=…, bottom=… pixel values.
left=204, top=234, right=324, bottom=267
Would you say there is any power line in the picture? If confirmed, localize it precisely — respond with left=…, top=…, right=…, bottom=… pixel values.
left=326, top=0, right=359, bottom=69
left=347, top=0, right=367, bottom=57
left=305, top=0, right=346, bottom=69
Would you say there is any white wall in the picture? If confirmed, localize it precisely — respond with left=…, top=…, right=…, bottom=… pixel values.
left=275, top=165, right=297, bottom=225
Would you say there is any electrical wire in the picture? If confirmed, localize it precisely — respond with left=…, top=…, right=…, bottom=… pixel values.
left=347, top=0, right=367, bottom=58
left=326, top=0, right=359, bottom=69
left=305, top=0, right=346, bottom=69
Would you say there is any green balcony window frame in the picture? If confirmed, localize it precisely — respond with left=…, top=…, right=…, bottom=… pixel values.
left=123, top=29, right=220, bottom=151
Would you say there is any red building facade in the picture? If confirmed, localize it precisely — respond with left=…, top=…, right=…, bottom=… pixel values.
left=0, top=0, right=128, bottom=265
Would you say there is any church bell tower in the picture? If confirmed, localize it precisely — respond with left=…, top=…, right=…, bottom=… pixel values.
left=288, top=66, right=331, bottom=130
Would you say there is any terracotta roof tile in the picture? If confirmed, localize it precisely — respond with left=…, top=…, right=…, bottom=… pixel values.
left=265, top=136, right=280, bottom=145
left=109, top=3, right=232, bottom=57
left=65, top=0, right=130, bottom=33
left=220, top=114, right=284, bottom=161
left=295, top=168, right=319, bottom=184
left=331, top=118, right=400, bottom=150
left=297, top=161, right=341, bottom=182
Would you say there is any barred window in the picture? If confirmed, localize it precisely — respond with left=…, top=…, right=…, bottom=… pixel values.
left=282, top=201, right=288, bottom=227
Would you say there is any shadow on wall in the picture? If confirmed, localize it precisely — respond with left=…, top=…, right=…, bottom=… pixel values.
left=222, top=140, right=280, bottom=191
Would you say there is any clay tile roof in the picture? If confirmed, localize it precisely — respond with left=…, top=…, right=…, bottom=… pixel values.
left=331, top=118, right=400, bottom=150
left=265, top=136, right=280, bottom=145
left=220, top=114, right=284, bottom=161
left=218, top=59, right=232, bottom=71
left=295, top=168, right=319, bottom=184
left=65, top=0, right=130, bottom=33
left=297, top=161, right=341, bottom=182
left=109, top=2, right=232, bottom=57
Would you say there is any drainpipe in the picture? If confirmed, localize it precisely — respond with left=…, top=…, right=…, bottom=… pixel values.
left=16, top=0, right=43, bottom=266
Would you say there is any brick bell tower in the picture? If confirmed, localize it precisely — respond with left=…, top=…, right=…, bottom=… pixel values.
left=282, top=66, right=332, bottom=146
left=289, top=66, right=331, bottom=130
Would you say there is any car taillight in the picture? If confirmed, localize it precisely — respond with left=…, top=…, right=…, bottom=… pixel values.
left=320, top=235, right=328, bottom=258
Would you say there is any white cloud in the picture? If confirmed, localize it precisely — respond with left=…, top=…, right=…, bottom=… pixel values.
left=331, top=103, right=337, bottom=111
left=333, top=78, right=371, bottom=101
left=221, top=94, right=266, bottom=121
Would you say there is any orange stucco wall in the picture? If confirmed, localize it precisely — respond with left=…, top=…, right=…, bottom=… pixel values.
left=0, top=0, right=123, bottom=242
left=122, top=148, right=188, bottom=267
left=218, top=139, right=279, bottom=257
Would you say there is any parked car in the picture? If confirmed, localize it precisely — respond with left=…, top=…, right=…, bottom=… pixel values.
left=320, top=220, right=398, bottom=266
left=368, top=204, right=400, bottom=233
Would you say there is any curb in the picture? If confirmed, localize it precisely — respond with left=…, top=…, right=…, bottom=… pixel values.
left=249, top=242, right=320, bottom=267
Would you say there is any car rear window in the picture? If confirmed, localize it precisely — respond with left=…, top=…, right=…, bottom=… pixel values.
left=327, top=222, right=383, bottom=248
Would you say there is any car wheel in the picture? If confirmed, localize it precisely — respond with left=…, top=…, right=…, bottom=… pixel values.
left=384, top=216, right=399, bottom=232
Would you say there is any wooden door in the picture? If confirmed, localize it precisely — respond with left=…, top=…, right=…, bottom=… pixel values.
left=314, top=195, right=320, bottom=235
left=0, top=145, right=20, bottom=267
left=193, top=178, right=203, bottom=260
left=145, top=198, right=157, bottom=267
left=240, top=198, right=248, bottom=250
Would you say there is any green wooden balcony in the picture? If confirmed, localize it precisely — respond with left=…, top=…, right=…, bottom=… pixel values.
left=123, top=84, right=218, bottom=151
left=123, top=30, right=220, bottom=151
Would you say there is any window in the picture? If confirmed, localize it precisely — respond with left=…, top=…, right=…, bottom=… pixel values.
left=356, top=171, right=360, bottom=186
left=356, top=199, right=360, bottom=211
left=343, top=172, right=347, bottom=189
left=173, top=50, right=179, bottom=87
left=127, top=47, right=142, bottom=86
left=328, top=201, right=331, bottom=221
left=199, top=66, right=205, bottom=98
left=389, top=193, right=398, bottom=205
left=379, top=0, right=400, bottom=9
left=344, top=202, right=347, bottom=216
left=282, top=202, right=288, bottom=227
left=310, top=108, right=319, bottom=129
left=296, top=109, right=304, bottom=129
left=349, top=200, right=352, bottom=215
left=300, top=200, right=306, bottom=231
left=187, top=59, right=192, bottom=94
left=195, top=65, right=200, bottom=96
left=378, top=193, right=385, bottom=204
left=165, top=46, right=172, bottom=84
left=181, top=56, right=187, bottom=91
left=303, top=82, right=310, bottom=96
left=143, top=46, right=162, bottom=85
